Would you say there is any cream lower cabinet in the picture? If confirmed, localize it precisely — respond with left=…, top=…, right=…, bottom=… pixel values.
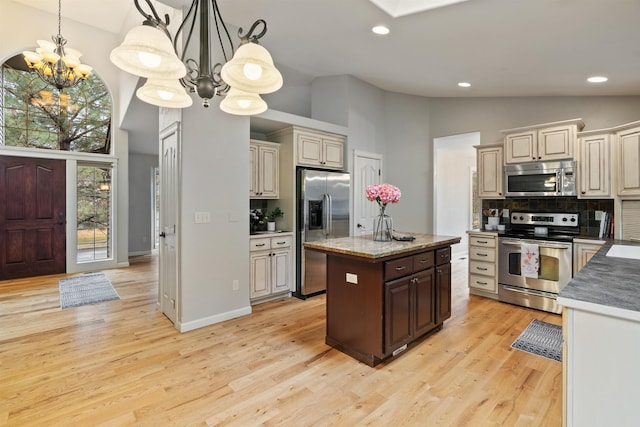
left=250, top=235, right=292, bottom=303
left=467, top=232, right=498, bottom=299
left=573, top=239, right=605, bottom=274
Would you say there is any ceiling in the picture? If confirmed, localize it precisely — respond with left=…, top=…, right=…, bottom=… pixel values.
left=12, top=0, right=640, bottom=98
left=10, top=0, right=640, bottom=154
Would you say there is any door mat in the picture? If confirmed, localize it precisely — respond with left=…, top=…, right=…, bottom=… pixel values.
left=510, top=319, right=562, bottom=362
left=59, top=272, right=120, bottom=309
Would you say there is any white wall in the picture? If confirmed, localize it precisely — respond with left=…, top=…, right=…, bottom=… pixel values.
left=178, top=96, right=252, bottom=327
left=129, top=153, right=158, bottom=255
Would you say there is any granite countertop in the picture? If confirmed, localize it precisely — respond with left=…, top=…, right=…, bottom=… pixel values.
left=558, top=240, right=640, bottom=321
left=303, top=233, right=461, bottom=260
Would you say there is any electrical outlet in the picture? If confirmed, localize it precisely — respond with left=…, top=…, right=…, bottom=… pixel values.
left=232, top=279, right=239, bottom=291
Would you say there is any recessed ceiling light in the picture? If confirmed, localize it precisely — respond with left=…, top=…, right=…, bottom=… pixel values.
left=587, top=76, right=608, bottom=83
left=458, top=82, right=471, bottom=88
left=372, top=25, right=390, bottom=35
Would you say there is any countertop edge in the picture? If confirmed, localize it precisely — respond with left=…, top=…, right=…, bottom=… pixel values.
left=557, top=296, right=640, bottom=322
left=304, top=234, right=461, bottom=259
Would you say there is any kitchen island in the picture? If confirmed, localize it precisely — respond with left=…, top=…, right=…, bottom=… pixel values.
left=557, top=240, right=640, bottom=427
left=304, top=233, right=461, bottom=366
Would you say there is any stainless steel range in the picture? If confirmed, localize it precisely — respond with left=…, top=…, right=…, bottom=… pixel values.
left=498, top=212, right=579, bottom=314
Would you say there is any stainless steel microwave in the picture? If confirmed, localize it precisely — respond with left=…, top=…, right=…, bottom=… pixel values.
left=504, top=160, right=576, bottom=197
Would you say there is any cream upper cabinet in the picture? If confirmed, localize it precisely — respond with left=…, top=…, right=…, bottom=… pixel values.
left=616, top=123, right=640, bottom=197
left=296, top=130, right=344, bottom=169
left=504, top=131, right=537, bottom=163
left=268, top=125, right=346, bottom=170
left=475, top=143, right=504, bottom=199
left=250, top=140, right=279, bottom=199
left=503, top=119, right=584, bottom=164
left=577, top=131, right=612, bottom=198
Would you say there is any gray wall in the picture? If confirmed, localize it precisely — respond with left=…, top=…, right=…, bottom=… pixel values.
left=308, top=78, right=640, bottom=235
left=128, top=153, right=158, bottom=255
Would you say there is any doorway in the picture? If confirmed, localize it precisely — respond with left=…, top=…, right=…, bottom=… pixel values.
left=434, top=132, right=480, bottom=258
left=0, top=155, right=66, bottom=280
left=353, top=150, right=383, bottom=236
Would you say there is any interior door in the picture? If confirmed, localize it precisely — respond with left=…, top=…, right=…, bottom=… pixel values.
left=0, top=156, right=66, bottom=280
left=353, top=151, right=382, bottom=236
left=159, top=123, right=180, bottom=325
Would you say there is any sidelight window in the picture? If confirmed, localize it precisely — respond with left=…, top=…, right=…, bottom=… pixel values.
left=77, top=164, right=112, bottom=262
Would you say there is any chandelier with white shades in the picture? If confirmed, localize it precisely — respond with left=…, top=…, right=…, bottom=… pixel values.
left=110, top=0, right=283, bottom=115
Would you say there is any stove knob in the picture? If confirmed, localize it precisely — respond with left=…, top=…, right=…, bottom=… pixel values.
left=519, top=216, right=524, bottom=220
left=562, top=217, right=568, bottom=222
left=570, top=217, right=576, bottom=222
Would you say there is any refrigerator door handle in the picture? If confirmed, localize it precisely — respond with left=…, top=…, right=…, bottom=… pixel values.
left=322, top=193, right=329, bottom=237
left=327, top=193, right=333, bottom=236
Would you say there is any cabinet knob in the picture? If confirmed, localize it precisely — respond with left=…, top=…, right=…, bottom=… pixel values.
left=581, top=191, right=586, bottom=194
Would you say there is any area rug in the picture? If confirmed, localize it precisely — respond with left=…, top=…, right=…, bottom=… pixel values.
left=59, top=272, right=120, bottom=309
left=510, top=319, right=563, bottom=362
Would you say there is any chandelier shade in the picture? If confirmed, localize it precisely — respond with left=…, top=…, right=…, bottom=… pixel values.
left=110, top=25, right=186, bottom=79
left=220, top=42, right=283, bottom=94
left=22, top=0, right=92, bottom=90
left=111, top=0, right=282, bottom=114
left=219, top=87, right=267, bottom=115
left=136, top=78, right=193, bottom=108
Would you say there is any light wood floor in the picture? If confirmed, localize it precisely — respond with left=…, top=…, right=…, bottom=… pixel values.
left=0, top=254, right=562, bottom=426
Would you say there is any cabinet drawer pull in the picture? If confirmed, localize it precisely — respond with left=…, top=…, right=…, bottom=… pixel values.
left=255, top=243, right=266, bottom=247
left=476, top=267, right=488, bottom=271
left=418, top=259, right=429, bottom=264
left=476, top=280, right=488, bottom=285
left=477, top=240, right=488, bottom=244
left=395, top=266, right=407, bottom=271
left=275, top=241, right=286, bottom=245
left=476, top=253, right=488, bottom=257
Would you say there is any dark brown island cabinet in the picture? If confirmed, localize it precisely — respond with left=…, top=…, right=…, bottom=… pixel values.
left=304, top=234, right=461, bottom=366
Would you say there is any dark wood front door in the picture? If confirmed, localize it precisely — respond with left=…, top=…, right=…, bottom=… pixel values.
left=0, top=156, right=66, bottom=280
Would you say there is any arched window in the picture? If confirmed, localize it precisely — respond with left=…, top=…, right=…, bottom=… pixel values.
left=0, top=54, right=111, bottom=153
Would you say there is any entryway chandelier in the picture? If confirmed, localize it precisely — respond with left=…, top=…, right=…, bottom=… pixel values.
left=110, top=0, right=283, bottom=115
left=22, top=0, right=92, bottom=90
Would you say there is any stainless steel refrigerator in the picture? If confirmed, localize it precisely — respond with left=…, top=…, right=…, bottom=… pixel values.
left=297, top=168, right=350, bottom=298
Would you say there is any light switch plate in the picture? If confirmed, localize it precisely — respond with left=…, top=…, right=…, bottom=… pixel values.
left=346, top=273, right=358, bottom=284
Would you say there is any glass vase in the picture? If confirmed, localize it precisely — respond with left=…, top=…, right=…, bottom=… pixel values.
left=373, top=212, right=393, bottom=242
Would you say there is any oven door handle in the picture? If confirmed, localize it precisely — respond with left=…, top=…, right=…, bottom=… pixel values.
left=501, top=241, right=570, bottom=250
left=501, top=285, right=556, bottom=298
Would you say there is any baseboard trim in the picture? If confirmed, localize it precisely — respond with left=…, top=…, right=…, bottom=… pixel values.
left=128, top=250, right=152, bottom=257
left=178, top=306, right=253, bottom=333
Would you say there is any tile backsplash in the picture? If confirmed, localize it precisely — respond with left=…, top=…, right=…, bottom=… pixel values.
left=482, top=198, right=614, bottom=237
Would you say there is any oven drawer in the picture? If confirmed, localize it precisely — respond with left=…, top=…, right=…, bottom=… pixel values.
left=469, top=235, right=496, bottom=248
left=469, top=260, right=496, bottom=277
left=469, top=247, right=496, bottom=263
left=469, top=274, right=496, bottom=292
